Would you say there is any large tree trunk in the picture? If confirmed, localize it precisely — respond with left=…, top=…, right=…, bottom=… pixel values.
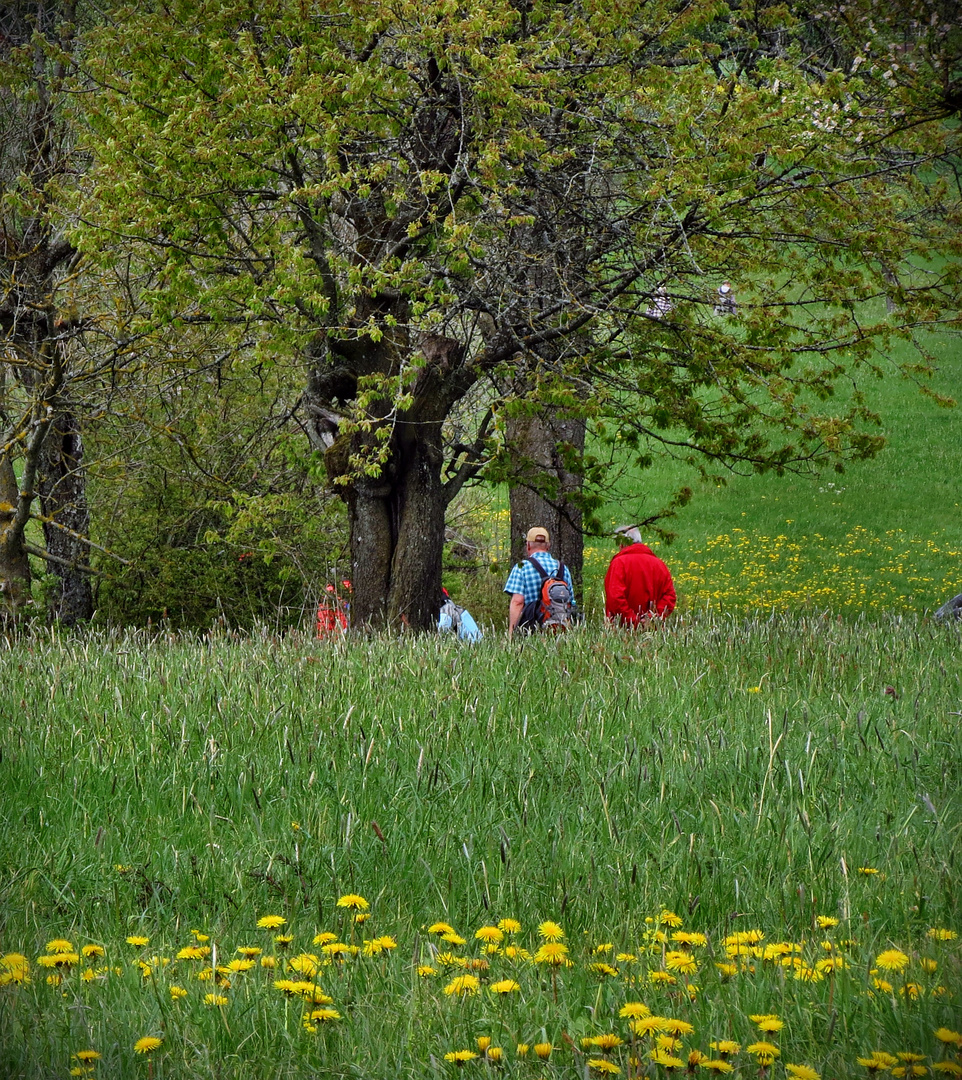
left=508, top=409, right=586, bottom=600
left=0, top=456, right=32, bottom=624
left=38, top=407, right=93, bottom=625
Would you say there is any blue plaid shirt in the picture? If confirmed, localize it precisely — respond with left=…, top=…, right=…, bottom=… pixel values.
left=503, top=552, right=575, bottom=606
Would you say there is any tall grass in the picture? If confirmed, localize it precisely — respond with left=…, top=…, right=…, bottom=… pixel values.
left=1, top=620, right=959, bottom=1077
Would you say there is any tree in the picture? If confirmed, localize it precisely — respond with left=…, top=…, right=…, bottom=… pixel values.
left=76, top=0, right=960, bottom=630
left=0, top=0, right=96, bottom=624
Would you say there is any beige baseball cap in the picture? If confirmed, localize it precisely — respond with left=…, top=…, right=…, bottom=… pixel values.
left=526, top=527, right=550, bottom=544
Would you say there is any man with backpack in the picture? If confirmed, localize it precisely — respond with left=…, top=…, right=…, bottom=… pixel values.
left=504, top=527, right=576, bottom=637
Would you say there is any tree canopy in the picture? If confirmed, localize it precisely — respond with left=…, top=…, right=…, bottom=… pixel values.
left=30, top=0, right=962, bottom=627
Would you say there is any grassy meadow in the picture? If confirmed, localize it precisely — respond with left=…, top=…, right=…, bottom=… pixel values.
left=1, top=620, right=960, bottom=1079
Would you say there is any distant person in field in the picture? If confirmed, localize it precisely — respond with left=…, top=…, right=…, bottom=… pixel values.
left=504, top=526, right=575, bottom=637
left=646, top=285, right=672, bottom=318
left=715, top=280, right=737, bottom=315
left=604, top=526, right=676, bottom=627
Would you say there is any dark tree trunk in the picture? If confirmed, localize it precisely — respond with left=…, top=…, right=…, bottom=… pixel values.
left=38, top=407, right=93, bottom=625
left=0, top=456, right=32, bottom=624
left=508, top=409, right=586, bottom=600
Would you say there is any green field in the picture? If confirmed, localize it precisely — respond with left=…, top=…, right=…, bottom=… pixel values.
left=1, top=622, right=959, bottom=1078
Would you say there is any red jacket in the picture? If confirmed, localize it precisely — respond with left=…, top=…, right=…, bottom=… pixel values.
left=604, top=543, right=676, bottom=626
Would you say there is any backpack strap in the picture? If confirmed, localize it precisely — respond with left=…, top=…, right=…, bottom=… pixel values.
left=524, top=556, right=550, bottom=581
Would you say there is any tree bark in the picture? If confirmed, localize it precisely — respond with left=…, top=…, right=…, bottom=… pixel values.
left=38, top=407, right=93, bottom=625
left=0, top=456, right=32, bottom=624
left=508, top=409, right=586, bottom=600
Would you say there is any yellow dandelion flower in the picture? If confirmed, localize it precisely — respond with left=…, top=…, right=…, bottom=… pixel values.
left=313, top=932, right=337, bottom=945
left=444, top=1050, right=478, bottom=1064
left=46, top=939, right=75, bottom=954
left=486, top=1047, right=504, bottom=1063
left=933, top=1064, right=962, bottom=1076
left=658, top=910, right=683, bottom=928
left=307, top=1007, right=341, bottom=1022
left=133, top=1037, right=162, bottom=1055
left=699, top=1060, right=734, bottom=1074
left=631, top=1016, right=670, bottom=1037
left=490, top=979, right=520, bottom=993
left=475, top=926, right=504, bottom=944
left=191, top=930, right=209, bottom=942
left=274, top=934, right=294, bottom=947
left=747, top=1042, right=780, bottom=1062
left=858, top=867, right=880, bottom=876
left=665, top=951, right=698, bottom=975
left=204, top=993, right=228, bottom=1006
left=663, top=1019, right=694, bottom=1037
left=935, top=1028, right=962, bottom=1047
left=671, top=931, right=707, bottom=948
left=785, top=1065, right=820, bottom=1080
left=177, top=945, right=208, bottom=960
left=927, top=928, right=958, bottom=941
left=875, top=949, right=909, bottom=972
left=74, top=1050, right=101, bottom=1063
left=815, top=916, right=839, bottom=929
left=538, top=921, right=564, bottom=941
left=441, top=932, right=467, bottom=946
left=417, top=965, right=437, bottom=977
left=170, top=984, right=188, bottom=1000
left=428, top=922, right=456, bottom=936
left=336, top=894, right=368, bottom=911
left=588, top=1060, right=621, bottom=1075
left=751, top=1015, right=784, bottom=1033
left=236, top=946, right=261, bottom=957
left=534, top=942, right=569, bottom=965
left=443, top=974, right=480, bottom=996
left=619, top=1001, right=651, bottom=1019
left=715, top=963, right=738, bottom=978
left=516, top=1044, right=529, bottom=1057
left=648, top=970, right=676, bottom=986
left=534, top=1042, right=552, bottom=1060
left=709, top=1040, right=740, bottom=1057
left=497, top=918, right=521, bottom=934
left=256, top=915, right=286, bottom=929
left=126, top=936, right=149, bottom=947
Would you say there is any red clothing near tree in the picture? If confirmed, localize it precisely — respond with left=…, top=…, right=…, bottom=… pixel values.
left=604, top=543, right=676, bottom=626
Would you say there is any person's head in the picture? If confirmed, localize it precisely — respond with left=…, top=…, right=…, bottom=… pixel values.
left=525, top=526, right=550, bottom=552
left=616, top=525, right=642, bottom=547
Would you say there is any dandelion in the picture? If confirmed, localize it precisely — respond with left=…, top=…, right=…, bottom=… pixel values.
left=37, top=952, right=79, bottom=969
left=177, top=946, right=208, bottom=960
left=715, top=963, right=738, bottom=978
left=750, top=1015, right=784, bottom=1034
left=663, top=1019, right=694, bottom=1038
left=858, top=867, right=880, bottom=876
left=875, top=949, right=909, bottom=972
left=658, top=910, right=684, bottom=928
left=307, top=1007, right=341, bottom=1022
left=490, top=979, right=520, bottom=994
left=785, top=1067, right=820, bottom=1080
left=665, top=951, right=698, bottom=975
left=671, top=931, right=707, bottom=948
left=441, top=933, right=467, bottom=946
left=443, top=974, right=480, bottom=996
left=477, top=1038, right=491, bottom=1052
left=256, top=915, right=286, bottom=929
left=190, top=930, right=209, bottom=941
left=631, top=1017, right=670, bottom=1037
left=204, top=993, right=228, bottom=1006
left=336, top=894, right=369, bottom=911
left=170, top=985, right=187, bottom=1000
left=815, top=916, right=839, bottom=929
left=444, top=1050, right=478, bottom=1065
left=46, top=939, right=74, bottom=953
left=497, top=918, right=521, bottom=934
left=475, top=926, right=504, bottom=944
left=619, top=1001, right=651, bottom=1019
left=590, top=962, right=619, bottom=977
left=588, top=1060, right=621, bottom=1075
left=236, top=946, right=261, bottom=957
left=933, top=1065, right=962, bottom=1076
left=486, top=1047, right=504, bottom=1063
left=428, top=922, right=456, bottom=936
left=516, top=1044, right=529, bottom=1057
left=927, top=928, right=957, bottom=941
left=533, top=1043, right=552, bottom=1060
left=538, top=921, right=564, bottom=940
left=648, top=971, right=676, bottom=986
left=747, top=1041, right=780, bottom=1064
left=699, top=1060, right=734, bottom=1074
left=935, top=1028, right=962, bottom=1047
left=590, top=1033, right=625, bottom=1052
left=417, top=965, right=437, bottom=977
left=649, top=1047, right=685, bottom=1068
left=126, top=936, right=149, bottom=947
left=709, top=1040, right=740, bottom=1057
left=133, top=1036, right=162, bottom=1055
left=274, top=934, right=294, bottom=947
left=74, top=1050, right=101, bottom=1063
left=534, top=942, right=569, bottom=965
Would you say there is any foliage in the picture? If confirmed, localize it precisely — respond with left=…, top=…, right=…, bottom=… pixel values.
left=70, top=0, right=962, bottom=628
left=0, top=619, right=959, bottom=1076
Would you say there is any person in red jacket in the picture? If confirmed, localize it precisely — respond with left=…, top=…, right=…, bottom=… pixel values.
left=604, top=526, right=676, bottom=626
